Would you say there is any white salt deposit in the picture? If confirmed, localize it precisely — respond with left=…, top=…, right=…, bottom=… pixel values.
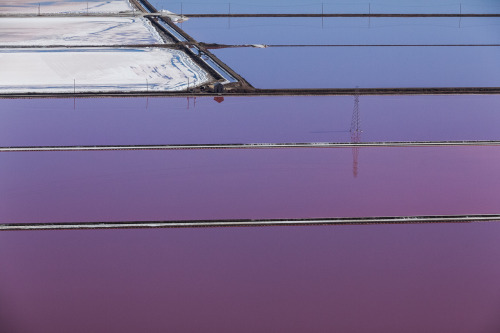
left=0, top=0, right=132, bottom=14
left=0, top=48, right=212, bottom=93
left=0, top=17, right=169, bottom=45
left=157, top=10, right=189, bottom=23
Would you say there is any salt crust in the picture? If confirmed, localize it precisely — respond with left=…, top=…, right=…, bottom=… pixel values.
left=0, top=48, right=212, bottom=93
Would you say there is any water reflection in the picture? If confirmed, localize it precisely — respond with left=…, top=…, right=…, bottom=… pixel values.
left=181, top=17, right=500, bottom=46
left=186, top=97, right=197, bottom=109
left=214, top=96, right=225, bottom=103
left=2, top=223, right=500, bottom=332
left=149, top=0, right=500, bottom=15
left=1, top=96, right=500, bottom=147
left=212, top=47, right=500, bottom=89
left=1, top=146, right=499, bottom=223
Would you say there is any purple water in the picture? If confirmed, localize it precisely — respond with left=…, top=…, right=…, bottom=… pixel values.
left=2, top=223, right=500, bottom=332
left=1, top=146, right=499, bottom=224
left=2, top=2, right=500, bottom=333
left=212, top=46, right=500, bottom=88
left=180, top=17, right=500, bottom=45
left=1, top=95, right=499, bottom=147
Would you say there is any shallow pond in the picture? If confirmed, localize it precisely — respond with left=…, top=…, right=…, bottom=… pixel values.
left=1, top=146, right=499, bottom=223
left=2, top=222, right=500, bottom=332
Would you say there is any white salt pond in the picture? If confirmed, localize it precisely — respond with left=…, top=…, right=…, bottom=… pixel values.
left=0, top=0, right=132, bottom=14
left=0, top=48, right=212, bottom=93
left=0, top=17, right=170, bottom=45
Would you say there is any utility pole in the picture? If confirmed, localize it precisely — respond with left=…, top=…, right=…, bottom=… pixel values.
left=368, top=3, right=371, bottom=28
left=180, top=2, right=183, bottom=27
left=459, top=3, right=462, bottom=28
left=321, top=3, right=324, bottom=29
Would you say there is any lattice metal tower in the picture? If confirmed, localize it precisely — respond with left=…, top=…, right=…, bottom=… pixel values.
left=350, top=88, right=361, bottom=177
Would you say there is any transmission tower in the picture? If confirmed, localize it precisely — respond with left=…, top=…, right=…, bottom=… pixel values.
left=350, top=88, right=361, bottom=177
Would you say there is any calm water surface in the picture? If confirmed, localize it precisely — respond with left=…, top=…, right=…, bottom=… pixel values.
left=180, top=17, right=500, bottom=45
left=212, top=46, right=500, bottom=88
left=1, top=96, right=499, bottom=146
left=1, top=147, right=499, bottom=223
left=1, top=223, right=500, bottom=332
left=2, top=2, right=499, bottom=333
left=150, top=0, right=500, bottom=15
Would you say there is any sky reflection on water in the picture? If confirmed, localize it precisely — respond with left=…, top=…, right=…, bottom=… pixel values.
left=1, top=95, right=499, bottom=146
left=2, top=1, right=500, bottom=332
left=212, top=46, right=500, bottom=88
left=150, top=0, right=500, bottom=15
left=1, top=223, right=500, bottom=332
left=180, top=17, right=500, bottom=45
left=1, top=147, right=499, bottom=223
